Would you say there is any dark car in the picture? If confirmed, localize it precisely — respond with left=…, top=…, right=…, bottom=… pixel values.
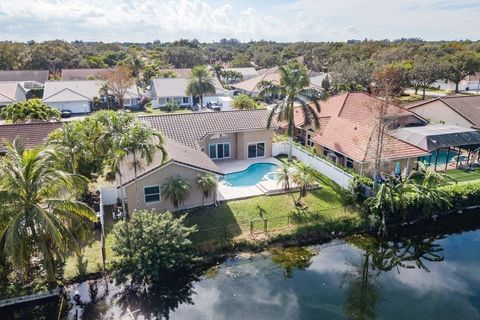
left=60, top=110, right=72, bottom=118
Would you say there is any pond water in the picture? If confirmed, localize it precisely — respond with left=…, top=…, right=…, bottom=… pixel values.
left=2, top=212, right=480, bottom=320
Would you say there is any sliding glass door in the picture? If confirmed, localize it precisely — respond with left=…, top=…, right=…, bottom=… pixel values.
left=209, top=143, right=231, bottom=159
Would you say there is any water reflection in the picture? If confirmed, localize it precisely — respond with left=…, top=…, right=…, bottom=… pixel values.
left=271, top=247, right=317, bottom=278
left=342, top=234, right=446, bottom=320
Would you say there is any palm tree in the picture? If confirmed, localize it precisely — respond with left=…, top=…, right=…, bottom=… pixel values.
left=212, top=64, right=224, bottom=82
left=123, top=122, right=167, bottom=210
left=276, top=163, right=297, bottom=204
left=259, top=62, right=326, bottom=161
left=48, top=122, right=83, bottom=174
left=0, top=141, right=96, bottom=282
left=99, top=83, right=110, bottom=109
left=186, top=65, right=216, bottom=108
left=162, top=176, right=191, bottom=209
left=124, top=53, right=144, bottom=94
left=196, top=173, right=218, bottom=207
left=365, top=177, right=397, bottom=236
left=291, top=162, right=317, bottom=204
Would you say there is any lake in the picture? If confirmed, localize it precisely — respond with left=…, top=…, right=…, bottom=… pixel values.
left=2, top=212, right=480, bottom=319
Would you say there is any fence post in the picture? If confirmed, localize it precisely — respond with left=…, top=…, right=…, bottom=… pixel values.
left=264, top=219, right=268, bottom=233
left=250, top=221, right=253, bottom=235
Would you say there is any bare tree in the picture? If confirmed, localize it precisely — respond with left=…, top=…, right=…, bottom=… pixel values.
left=105, top=66, right=134, bottom=108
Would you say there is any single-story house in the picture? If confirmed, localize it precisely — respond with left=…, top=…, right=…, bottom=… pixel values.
left=231, top=70, right=281, bottom=96
left=0, top=70, right=49, bottom=84
left=118, top=109, right=275, bottom=212
left=0, top=122, right=62, bottom=154
left=406, top=95, right=480, bottom=129
left=0, top=82, right=27, bottom=107
left=288, top=92, right=480, bottom=176
left=150, top=77, right=227, bottom=108
left=43, top=80, right=141, bottom=114
left=61, top=68, right=114, bottom=81
left=221, top=67, right=259, bottom=83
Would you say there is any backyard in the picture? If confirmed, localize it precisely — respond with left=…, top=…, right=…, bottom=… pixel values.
left=63, top=169, right=356, bottom=280
left=444, top=168, right=480, bottom=184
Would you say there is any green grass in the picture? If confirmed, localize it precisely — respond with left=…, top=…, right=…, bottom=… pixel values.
left=443, top=169, right=480, bottom=185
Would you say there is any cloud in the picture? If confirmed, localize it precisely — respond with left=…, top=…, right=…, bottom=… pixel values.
left=0, top=0, right=479, bottom=42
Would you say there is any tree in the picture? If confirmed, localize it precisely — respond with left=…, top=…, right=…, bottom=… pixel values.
left=0, top=141, right=95, bottom=283
left=120, top=53, right=144, bottom=94
left=276, top=163, right=297, bottom=204
left=440, top=51, right=480, bottom=93
left=221, top=70, right=243, bottom=84
left=123, top=122, right=167, bottom=210
left=162, top=176, right=191, bottom=209
left=232, top=94, right=259, bottom=110
left=409, top=56, right=440, bottom=99
left=105, top=66, right=134, bottom=108
left=111, top=210, right=198, bottom=287
left=373, top=63, right=407, bottom=97
left=186, top=65, right=216, bottom=108
left=196, top=173, right=218, bottom=207
left=28, top=40, right=86, bottom=74
left=259, top=62, right=325, bottom=161
left=365, top=176, right=397, bottom=236
left=291, top=162, right=317, bottom=204
left=0, top=99, right=60, bottom=123
left=212, top=63, right=223, bottom=82
left=48, top=122, right=83, bottom=174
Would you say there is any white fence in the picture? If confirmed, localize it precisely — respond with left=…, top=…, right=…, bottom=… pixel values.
left=272, top=142, right=354, bottom=189
left=100, top=186, right=118, bottom=206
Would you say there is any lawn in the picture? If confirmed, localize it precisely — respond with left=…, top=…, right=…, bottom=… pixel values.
left=443, top=169, right=480, bottom=185
left=183, top=168, right=357, bottom=244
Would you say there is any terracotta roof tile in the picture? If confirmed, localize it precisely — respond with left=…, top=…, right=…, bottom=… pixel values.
left=0, top=122, right=62, bottom=153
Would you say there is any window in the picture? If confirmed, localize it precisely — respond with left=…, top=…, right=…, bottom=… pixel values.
left=144, top=185, right=160, bottom=204
left=346, top=158, right=354, bottom=169
left=182, top=97, right=189, bottom=104
left=158, top=98, right=166, bottom=106
left=209, top=143, right=230, bottom=159
left=248, top=142, right=266, bottom=158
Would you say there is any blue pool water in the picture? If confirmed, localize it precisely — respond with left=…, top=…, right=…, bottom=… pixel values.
left=222, top=163, right=279, bottom=187
left=419, top=149, right=465, bottom=166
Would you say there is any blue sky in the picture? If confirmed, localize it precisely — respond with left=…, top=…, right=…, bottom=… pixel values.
left=0, top=0, right=479, bottom=42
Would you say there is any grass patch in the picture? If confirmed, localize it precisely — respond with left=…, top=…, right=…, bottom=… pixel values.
left=444, top=169, right=480, bottom=184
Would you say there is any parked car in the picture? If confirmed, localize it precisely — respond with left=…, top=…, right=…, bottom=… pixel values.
left=207, top=101, right=222, bottom=111
left=60, top=110, right=72, bottom=118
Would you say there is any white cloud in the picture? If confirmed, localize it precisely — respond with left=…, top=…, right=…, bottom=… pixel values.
left=0, top=0, right=479, bottom=42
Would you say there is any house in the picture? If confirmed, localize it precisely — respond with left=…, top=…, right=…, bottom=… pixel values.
left=405, top=96, right=480, bottom=129
left=0, top=70, right=49, bottom=84
left=221, top=67, right=259, bottom=83
left=157, top=68, right=192, bottom=78
left=231, top=70, right=281, bottom=96
left=289, top=92, right=480, bottom=176
left=0, top=82, right=27, bottom=107
left=118, top=109, right=275, bottom=212
left=150, top=77, right=227, bottom=108
left=0, top=122, right=62, bottom=154
left=42, top=80, right=141, bottom=114
left=61, top=68, right=113, bottom=81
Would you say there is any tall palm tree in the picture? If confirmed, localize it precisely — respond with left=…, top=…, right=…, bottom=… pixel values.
left=99, top=83, right=111, bottom=109
left=276, top=163, right=297, bottom=204
left=162, top=176, right=191, bottom=209
left=259, top=62, right=326, bottom=161
left=0, top=141, right=96, bottom=282
left=186, top=65, right=216, bottom=108
left=365, top=177, right=397, bottom=236
left=48, top=122, right=83, bottom=174
left=291, top=162, right=317, bottom=204
left=212, top=64, right=224, bottom=82
left=196, top=172, right=218, bottom=207
left=124, top=53, right=144, bottom=94
left=123, top=122, right=167, bottom=210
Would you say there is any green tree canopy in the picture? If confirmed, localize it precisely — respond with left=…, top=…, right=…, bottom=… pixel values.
left=440, top=51, right=480, bottom=93
left=111, top=210, right=198, bottom=287
left=0, top=99, right=60, bottom=124
left=186, top=65, right=216, bottom=107
left=232, top=94, right=259, bottom=110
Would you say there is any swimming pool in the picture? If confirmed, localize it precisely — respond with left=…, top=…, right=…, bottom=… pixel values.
left=222, top=163, right=279, bottom=187
left=419, top=150, right=461, bottom=166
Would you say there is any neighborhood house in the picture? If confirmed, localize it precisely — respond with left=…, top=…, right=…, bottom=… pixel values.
left=0, top=82, right=27, bottom=107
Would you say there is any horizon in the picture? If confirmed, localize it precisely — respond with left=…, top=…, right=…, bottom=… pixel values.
left=1, top=0, right=480, bottom=43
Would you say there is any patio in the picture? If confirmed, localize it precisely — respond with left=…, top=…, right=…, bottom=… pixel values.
left=216, top=157, right=320, bottom=201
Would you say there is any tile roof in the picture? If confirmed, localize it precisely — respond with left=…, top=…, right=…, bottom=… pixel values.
left=139, top=109, right=273, bottom=149
left=61, top=68, right=113, bottom=81
left=231, top=73, right=281, bottom=94
left=157, top=68, right=192, bottom=78
left=0, top=122, right=62, bottom=153
left=223, top=67, right=259, bottom=77
left=0, top=82, right=24, bottom=104
left=313, top=117, right=429, bottom=162
left=0, top=70, right=49, bottom=83
left=120, top=138, right=223, bottom=186
left=408, top=95, right=480, bottom=129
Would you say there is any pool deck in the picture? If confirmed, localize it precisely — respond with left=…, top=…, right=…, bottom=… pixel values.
left=216, top=157, right=283, bottom=201
left=216, top=157, right=320, bottom=201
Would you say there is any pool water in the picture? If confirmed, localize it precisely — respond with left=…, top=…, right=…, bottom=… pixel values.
left=420, top=149, right=459, bottom=166
left=222, top=163, right=279, bottom=187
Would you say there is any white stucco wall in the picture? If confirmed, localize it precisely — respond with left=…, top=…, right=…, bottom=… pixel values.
left=411, top=101, right=473, bottom=128
left=47, top=100, right=91, bottom=114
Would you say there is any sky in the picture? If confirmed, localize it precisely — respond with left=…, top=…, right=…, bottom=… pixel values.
left=0, top=0, right=479, bottom=43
